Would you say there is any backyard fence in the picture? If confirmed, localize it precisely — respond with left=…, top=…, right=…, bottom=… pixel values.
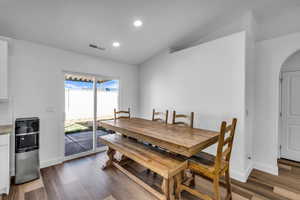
left=65, top=88, right=118, bottom=121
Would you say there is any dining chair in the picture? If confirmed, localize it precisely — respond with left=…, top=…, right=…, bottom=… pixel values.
left=146, top=109, right=169, bottom=176
left=176, top=118, right=237, bottom=200
left=172, top=111, right=194, bottom=128
left=114, top=108, right=131, bottom=120
left=152, top=109, right=169, bottom=124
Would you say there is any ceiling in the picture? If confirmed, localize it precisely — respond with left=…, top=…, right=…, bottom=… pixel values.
left=0, top=0, right=299, bottom=65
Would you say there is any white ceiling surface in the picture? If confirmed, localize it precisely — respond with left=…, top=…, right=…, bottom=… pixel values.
left=0, top=0, right=299, bottom=65
left=256, top=3, right=300, bottom=41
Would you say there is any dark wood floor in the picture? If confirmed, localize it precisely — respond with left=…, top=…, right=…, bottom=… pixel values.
left=2, top=153, right=300, bottom=200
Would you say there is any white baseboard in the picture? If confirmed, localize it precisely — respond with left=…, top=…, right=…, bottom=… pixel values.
left=244, top=162, right=253, bottom=180
left=40, top=157, right=63, bottom=169
left=231, top=170, right=246, bottom=182
left=230, top=163, right=253, bottom=183
left=253, top=161, right=278, bottom=176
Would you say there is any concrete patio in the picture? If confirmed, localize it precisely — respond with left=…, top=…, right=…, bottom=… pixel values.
left=65, top=130, right=109, bottom=157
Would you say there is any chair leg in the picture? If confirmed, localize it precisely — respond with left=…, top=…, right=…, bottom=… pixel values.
left=225, top=169, right=232, bottom=200
left=178, top=190, right=182, bottom=200
left=213, top=176, right=221, bottom=200
left=190, top=172, right=195, bottom=187
left=176, top=184, right=183, bottom=200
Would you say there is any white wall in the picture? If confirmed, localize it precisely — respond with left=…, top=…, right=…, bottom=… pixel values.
left=0, top=39, right=139, bottom=171
left=254, top=32, right=300, bottom=174
left=139, top=31, right=249, bottom=181
left=172, top=12, right=257, bottom=177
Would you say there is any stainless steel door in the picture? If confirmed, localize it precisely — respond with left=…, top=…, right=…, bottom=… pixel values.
left=15, top=149, right=39, bottom=184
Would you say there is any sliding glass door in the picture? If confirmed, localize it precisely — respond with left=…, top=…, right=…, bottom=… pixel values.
left=96, top=80, right=119, bottom=148
left=64, top=73, right=119, bottom=158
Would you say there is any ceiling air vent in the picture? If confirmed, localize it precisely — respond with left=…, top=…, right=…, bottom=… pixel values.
left=89, top=44, right=105, bottom=51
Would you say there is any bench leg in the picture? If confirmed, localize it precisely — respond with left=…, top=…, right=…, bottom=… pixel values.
left=118, top=155, right=132, bottom=166
left=102, top=147, right=116, bottom=170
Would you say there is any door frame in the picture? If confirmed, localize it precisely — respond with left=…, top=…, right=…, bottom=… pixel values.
left=62, top=71, right=120, bottom=161
left=279, top=71, right=284, bottom=159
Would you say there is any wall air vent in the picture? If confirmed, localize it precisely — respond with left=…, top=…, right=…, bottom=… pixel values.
left=89, top=44, right=105, bottom=51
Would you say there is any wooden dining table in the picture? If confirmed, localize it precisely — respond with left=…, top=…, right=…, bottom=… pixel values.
left=100, top=118, right=220, bottom=158
left=100, top=118, right=220, bottom=200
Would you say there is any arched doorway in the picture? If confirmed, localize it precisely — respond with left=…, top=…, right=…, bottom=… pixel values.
left=279, top=50, right=300, bottom=162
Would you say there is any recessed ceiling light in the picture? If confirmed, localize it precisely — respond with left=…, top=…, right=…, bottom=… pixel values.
left=133, top=20, right=143, bottom=27
left=112, top=41, right=120, bottom=48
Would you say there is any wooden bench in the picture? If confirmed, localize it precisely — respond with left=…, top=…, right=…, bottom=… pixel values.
left=99, top=134, right=187, bottom=200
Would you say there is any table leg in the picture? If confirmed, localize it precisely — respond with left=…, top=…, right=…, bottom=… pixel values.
left=169, top=177, right=175, bottom=200
left=175, top=173, right=183, bottom=198
left=162, top=178, right=169, bottom=200
left=102, top=147, right=116, bottom=170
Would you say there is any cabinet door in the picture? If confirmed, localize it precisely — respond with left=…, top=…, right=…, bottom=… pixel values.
left=0, top=39, right=8, bottom=99
left=0, top=145, right=9, bottom=193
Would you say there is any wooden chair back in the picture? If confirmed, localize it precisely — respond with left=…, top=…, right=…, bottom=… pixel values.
left=114, top=108, right=130, bottom=120
left=152, top=109, right=169, bottom=124
left=214, top=118, right=237, bottom=172
left=177, top=118, right=238, bottom=200
left=172, top=111, right=194, bottom=128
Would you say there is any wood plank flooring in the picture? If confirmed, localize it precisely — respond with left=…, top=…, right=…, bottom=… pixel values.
left=2, top=153, right=300, bottom=200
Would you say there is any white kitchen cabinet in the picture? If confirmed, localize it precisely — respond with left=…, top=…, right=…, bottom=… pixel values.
left=0, top=134, right=10, bottom=195
left=0, top=39, right=8, bottom=100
